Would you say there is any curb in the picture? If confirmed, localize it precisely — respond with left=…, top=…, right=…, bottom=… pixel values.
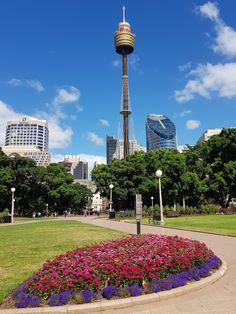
left=0, top=260, right=227, bottom=314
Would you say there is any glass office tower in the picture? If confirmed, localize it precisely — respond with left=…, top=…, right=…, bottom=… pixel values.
left=146, top=114, right=177, bottom=151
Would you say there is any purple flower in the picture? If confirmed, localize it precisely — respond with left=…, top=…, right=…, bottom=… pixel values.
left=48, top=291, right=72, bottom=306
left=128, top=284, right=142, bottom=296
left=15, top=292, right=40, bottom=308
left=148, top=280, right=162, bottom=293
left=102, top=285, right=118, bottom=299
left=80, top=290, right=96, bottom=303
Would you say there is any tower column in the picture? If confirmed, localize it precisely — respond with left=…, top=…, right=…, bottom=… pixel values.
left=121, top=54, right=130, bottom=159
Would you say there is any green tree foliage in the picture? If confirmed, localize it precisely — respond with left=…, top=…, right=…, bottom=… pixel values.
left=92, top=128, right=236, bottom=210
left=0, top=151, right=92, bottom=216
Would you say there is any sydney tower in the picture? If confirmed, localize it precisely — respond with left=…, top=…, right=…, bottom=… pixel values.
left=114, top=7, right=135, bottom=159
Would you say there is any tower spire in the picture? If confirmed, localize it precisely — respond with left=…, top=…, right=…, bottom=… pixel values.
left=122, top=6, right=126, bottom=22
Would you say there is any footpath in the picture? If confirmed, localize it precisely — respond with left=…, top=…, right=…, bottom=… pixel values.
left=71, top=216, right=236, bottom=314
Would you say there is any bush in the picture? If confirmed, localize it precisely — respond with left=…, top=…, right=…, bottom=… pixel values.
left=0, top=209, right=10, bottom=223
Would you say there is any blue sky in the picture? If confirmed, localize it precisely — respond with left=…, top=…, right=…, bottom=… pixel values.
left=1, top=0, right=236, bottom=166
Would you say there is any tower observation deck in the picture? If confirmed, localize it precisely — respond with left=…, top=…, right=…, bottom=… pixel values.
left=114, top=7, right=135, bottom=159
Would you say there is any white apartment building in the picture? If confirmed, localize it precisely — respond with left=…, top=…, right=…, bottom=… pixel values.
left=2, top=116, right=50, bottom=166
left=198, top=129, right=222, bottom=143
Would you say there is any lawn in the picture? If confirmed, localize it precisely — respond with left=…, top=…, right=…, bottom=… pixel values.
left=143, top=214, right=236, bottom=236
left=0, top=220, right=126, bottom=302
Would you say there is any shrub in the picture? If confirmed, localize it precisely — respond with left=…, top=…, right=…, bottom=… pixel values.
left=0, top=209, right=10, bottom=223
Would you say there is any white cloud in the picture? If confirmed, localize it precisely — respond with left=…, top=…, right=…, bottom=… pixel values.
left=25, top=79, right=44, bottom=92
left=129, top=54, right=143, bottom=74
left=76, top=104, right=83, bottom=112
left=112, top=59, right=120, bottom=67
left=79, top=153, right=106, bottom=177
left=99, top=119, right=109, bottom=127
left=36, top=111, right=73, bottom=149
left=179, top=110, right=192, bottom=117
left=7, top=78, right=44, bottom=91
left=7, top=78, right=23, bottom=86
left=88, top=132, right=104, bottom=146
left=198, top=2, right=236, bottom=57
left=0, top=100, right=21, bottom=145
left=186, top=120, right=201, bottom=130
left=53, top=86, right=80, bottom=106
left=50, top=154, right=64, bottom=163
left=199, top=2, right=219, bottom=21
left=178, top=62, right=192, bottom=72
left=175, top=62, right=236, bottom=102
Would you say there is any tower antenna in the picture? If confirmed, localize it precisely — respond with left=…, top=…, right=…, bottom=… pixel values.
left=122, top=6, right=126, bottom=22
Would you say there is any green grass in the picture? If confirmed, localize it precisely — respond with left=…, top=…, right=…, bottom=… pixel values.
left=141, top=214, right=236, bottom=236
left=0, top=220, right=126, bottom=302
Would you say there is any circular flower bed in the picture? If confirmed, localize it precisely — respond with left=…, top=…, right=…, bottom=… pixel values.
left=9, top=234, right=221, bottom=308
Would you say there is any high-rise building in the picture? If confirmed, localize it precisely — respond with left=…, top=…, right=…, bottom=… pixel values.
left=74, top=161, right=88, bottom=180
left=197, top=129, right=222, bottom=143
left=146, top=114, right=177, bottom=151
left=106, top=135, right=144, bottom=164
left=61, top=156, right=88, bottom=180
left=2, top=116, right=50, bottom=166
left=114, top=7, right=135, bottom=159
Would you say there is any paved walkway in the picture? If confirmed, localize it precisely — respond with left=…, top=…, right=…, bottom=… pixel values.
left=71, top=216, right=236, bottom=314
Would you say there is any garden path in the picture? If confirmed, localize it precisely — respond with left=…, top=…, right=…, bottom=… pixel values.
left=71, top=216, right=236, bottom=314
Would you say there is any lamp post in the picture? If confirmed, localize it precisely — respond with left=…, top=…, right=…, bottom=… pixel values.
left=109, top=184, right=115, bottom=219
left=11, top=187, right=16, bottom=223
left=151, top=196, right=154, bottom=208
left=46, top=203, right=49, bottom=216
left=155, top=170, right=165, bottom=225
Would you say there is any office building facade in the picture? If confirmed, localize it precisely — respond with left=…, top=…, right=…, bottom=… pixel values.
left=62, top=156, right=88, bottom=180
left=2, top=116, right=50, bottom=166
left=146, top=114, right=177, bottom=152
left=106, top=135, right=144, bottom=164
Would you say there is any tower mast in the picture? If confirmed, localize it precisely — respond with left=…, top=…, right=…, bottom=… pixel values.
left=114, top=7, right=135, bottom=159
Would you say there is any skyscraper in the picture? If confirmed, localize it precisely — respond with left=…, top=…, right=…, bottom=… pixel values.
left=106, top=135, right=144, bottom=164
left=114, top=7, right=135, bottom=159
left=146, top=114, right=177, bottom=151
left=2, top=116, right=50, bottom=166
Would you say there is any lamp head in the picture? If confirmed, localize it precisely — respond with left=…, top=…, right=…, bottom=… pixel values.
left=109, top=184, right=114, bottom=190
left=151, top=196, right=154, bottom=200
left=155, top=170, right=163, bottom=178
left=11, top=187, right=16, bottom=193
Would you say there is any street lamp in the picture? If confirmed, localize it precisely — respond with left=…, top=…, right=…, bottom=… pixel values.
left=109, top=184, right=115, bottom=219
left=151, top=196, right=154, bottom=208
left=11, top=187, right=16, bottom=223
left=46, top=203, right=49, bottom=216
left=155, top=170, right=165, bottom=225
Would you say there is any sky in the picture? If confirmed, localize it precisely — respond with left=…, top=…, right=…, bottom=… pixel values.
left=1, top=0, right=236, bottom=170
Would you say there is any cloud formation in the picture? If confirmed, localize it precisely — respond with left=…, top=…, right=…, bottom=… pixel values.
left=175, top=2, right=236, bottom=103
left=175, top=62, right=236, bottom=102
left=0, top=100, right=21, bottom=145
left=88, top=132, right=104, bottom=146
left=53, top=86, right=80, bottom=106
left=99, top=119, right=109, bottom=127
left=186, top=119, right=201, bottom=130
left=179, top=110, right=192, bottom=117
left=8, top=78, right=44, bottom=91
left=199, top=2, right=236, bottom=57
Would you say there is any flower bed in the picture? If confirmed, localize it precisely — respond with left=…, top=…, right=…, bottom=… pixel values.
left=8, top=234, right=221, bottom=308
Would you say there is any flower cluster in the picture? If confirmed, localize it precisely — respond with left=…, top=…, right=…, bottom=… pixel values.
left=48, top=291, right=72, bottom=306
left=10, top=235, right=220, bottom=308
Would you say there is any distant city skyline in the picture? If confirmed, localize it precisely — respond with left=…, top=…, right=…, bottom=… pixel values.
left=1, top=1, right=236, bottom=165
